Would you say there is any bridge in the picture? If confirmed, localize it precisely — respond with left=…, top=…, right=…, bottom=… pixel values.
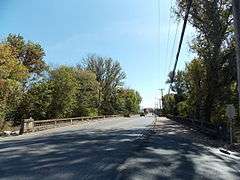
left=0, top=116, right=239, bottom=180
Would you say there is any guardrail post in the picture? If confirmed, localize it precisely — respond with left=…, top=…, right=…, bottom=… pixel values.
left=71, top=119, right=73, bottom=125
left=19, top=117, right=34, bottom=134
left=54, top=120, right=57, bottom=125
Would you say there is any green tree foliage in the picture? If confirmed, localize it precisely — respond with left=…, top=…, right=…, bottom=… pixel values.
left=74, top=70, right=100, bottom=117
left=177, top=101, right=189, bottom=117
left=15, top=61, right=137, bottom=121
left=0, top=34, right=47, bottom=125
left=165, top=0, right=240, bottom=142
left=179, top=59, right=206, bottom=119
left=0, top=44, right=28, bottom=124
left=48, top=66, right=79, bottom=118
left=115, top=88, right=142, bottom=114
left=82, top=54, right=126, bottom=114
left=17, top=68, right=101, bottom=121
left=167, top=70, right=187, bottom=104
left=167, top=71, right=186, bottom=95
left=17, top=81, right=53, bottom=121
left=0, top=35, right=142, bottom=129
left=0, top=34, right=48, bottom=126
left=162, top=94, right=176, bottom=115
left=175, top=0, right=233, bottom=121
left=5, top=34, right=47, bottom=76
left=124, top=90, right=142, bottom=114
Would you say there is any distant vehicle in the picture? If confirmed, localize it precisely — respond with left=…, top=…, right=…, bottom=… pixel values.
left=140, top=112, right=145, bottom=117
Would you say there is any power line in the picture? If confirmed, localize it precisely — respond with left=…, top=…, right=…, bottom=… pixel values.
left=169, top=0, right=193, bottom=88
left=157, top=0, right=161, bottom=66
left=166, top=21, right=180, bottom=95
left=164, top=0, right=174, bottom=78
left=168, top=20, right=180, bottom=76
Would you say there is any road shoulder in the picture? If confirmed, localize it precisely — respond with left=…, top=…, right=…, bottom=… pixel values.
left=117, top=117, right=240, bottom=180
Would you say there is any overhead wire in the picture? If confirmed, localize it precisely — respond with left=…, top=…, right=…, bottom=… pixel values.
left=168, top=0, right=193, bottom=93
left=168, top=20, right=180, bottom=75
left=164, top=0, right=174, bottom=78
left=157, top=0, right=161, bottom=65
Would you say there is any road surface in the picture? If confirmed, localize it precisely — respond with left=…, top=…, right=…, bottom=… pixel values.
left=119, top=117, right=240, bottom=180
left=0, top=116, right=154, bottom=180
left=0, top=116, right=239, bottom=180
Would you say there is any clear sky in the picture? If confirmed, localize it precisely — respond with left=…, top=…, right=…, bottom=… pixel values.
left=0, top=0, right=194, bottom=108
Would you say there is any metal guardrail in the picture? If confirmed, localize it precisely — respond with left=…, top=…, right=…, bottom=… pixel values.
left=34, top=115, right=119, bottom=127
left=21, top=115, right=120, bottom=134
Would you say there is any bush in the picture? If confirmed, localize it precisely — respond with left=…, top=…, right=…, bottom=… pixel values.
left=177, top=101, right=189, bottom=117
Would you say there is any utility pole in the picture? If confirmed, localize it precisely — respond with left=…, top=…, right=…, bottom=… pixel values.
left=158, top=88, right=164, bottom=109
left=231, top=0, right=240, bottom=144
left=160, top=89, right=164, bottom=99
left=170, top=0, right=192, bottom=85
left=232, top=0, right=240, bottom=108
left=160, top=88, right=164, bottom=109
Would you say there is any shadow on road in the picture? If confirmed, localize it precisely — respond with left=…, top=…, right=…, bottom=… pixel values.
left=119, top=119, right=240, bottom=180
left=0, top=120, right=239, bottom=180
left=0, top=128, right=148, bottom=180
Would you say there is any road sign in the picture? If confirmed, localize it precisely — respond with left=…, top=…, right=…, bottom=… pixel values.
left=226, top=104, right=236, bottom=145
left=226, top=104, right=236, bottom=120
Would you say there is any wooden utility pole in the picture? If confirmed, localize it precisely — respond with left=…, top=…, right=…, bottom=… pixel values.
left=158, top=88, right=164, bottom=109
left=232, top=0, right=240, bottom=108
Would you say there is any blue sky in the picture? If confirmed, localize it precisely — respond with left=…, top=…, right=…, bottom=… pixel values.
left=0, top=0, right=195, bottom=108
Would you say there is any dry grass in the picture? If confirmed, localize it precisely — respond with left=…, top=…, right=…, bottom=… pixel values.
left=0, top=120, right=13, bottom=132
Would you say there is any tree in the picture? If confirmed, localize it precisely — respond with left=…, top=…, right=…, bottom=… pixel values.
left=0, top=34, right=48, bottom=125
left=16, top=80, right=53, bottom=121
left=74, top=70, right=100, bottom=116
left=167, top=71, right=186, bottom=94
left=177, top=101, right=190, bottom=117
left=0, top=44, right=28, bottom=125
left=5, top=34, right=47, bottom=77
left=46, top=66, right=101, bottom=118
left=115, top=88, right=142, bottom=114
left=16, top=68, right=101, bottom=121
left=48, top=66, right=78, bottom=118
left=167, top=70, right=187, bottom=104
left=176, top=0, right=233, bottom=121
left=82, top=55, right=126, bottom=114
left=184, top=59, right=206, bottom=119
left=124, top=89, right=142, bottom=114
left=0, top=34, right=143, bottom=131
left=162, top=94, right=176, bottom=115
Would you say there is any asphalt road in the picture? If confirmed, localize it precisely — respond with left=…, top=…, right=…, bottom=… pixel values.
left=119, top=117, right=240, bottom=180
left=0, top=116, right=154, bottom=180
left=0, top=116, right=239, bottom=180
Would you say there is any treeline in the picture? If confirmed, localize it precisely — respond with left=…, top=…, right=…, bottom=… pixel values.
left=0, top=34, right=141, bottom=129
left=163, top=0, right=239, bottom=130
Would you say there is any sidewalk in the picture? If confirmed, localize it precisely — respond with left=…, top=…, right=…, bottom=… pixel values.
left=118, top=117, right=240, bottom=180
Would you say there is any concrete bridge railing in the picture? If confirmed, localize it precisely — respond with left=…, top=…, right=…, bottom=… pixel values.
left=20, top=115, right=120, bottom=134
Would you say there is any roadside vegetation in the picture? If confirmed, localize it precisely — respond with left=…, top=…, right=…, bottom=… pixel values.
left=163, top=0, right=240, bottom=142
left=0, top=34, right=142, bottom=131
